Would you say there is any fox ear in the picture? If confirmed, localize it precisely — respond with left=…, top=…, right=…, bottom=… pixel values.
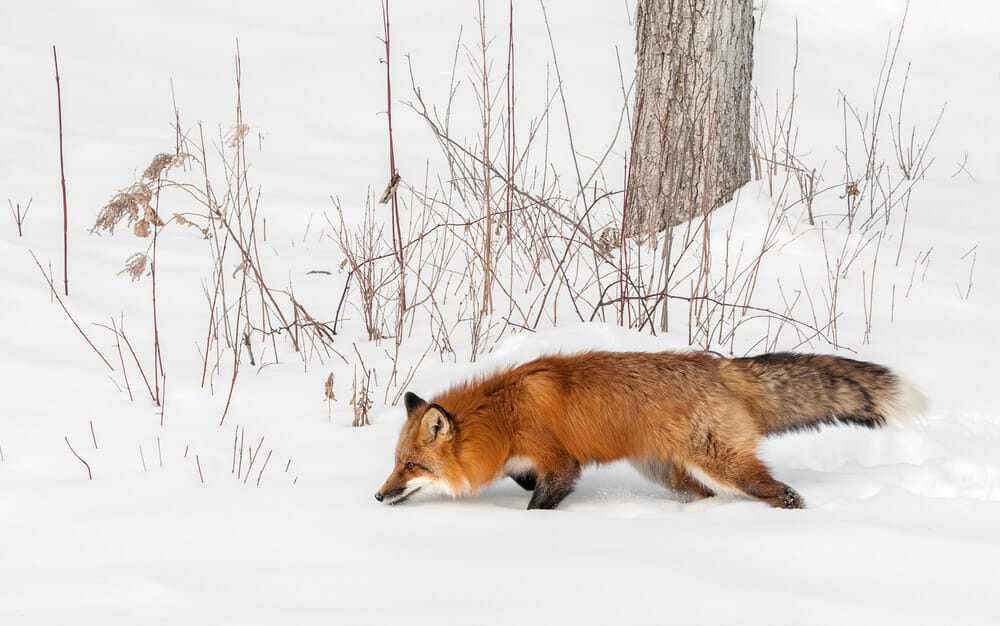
left=421, top=405, right=454, bottom=443
left=403, top=392, right=426, bottom=416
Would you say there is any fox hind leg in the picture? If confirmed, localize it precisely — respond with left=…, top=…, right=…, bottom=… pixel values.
left=631, top=458, right=714, bottom=502
left=684, top=448, right=805, bottom=509
left=667, top=464, right=715, bottom=501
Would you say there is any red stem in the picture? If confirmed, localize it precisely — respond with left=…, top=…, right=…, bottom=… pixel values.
left=65, top=436, right=92, bottom=480
left=506, top=0, right=515, bottom=244
left=53, top=46, right=69, bottom=296
left=159, top=372, right=166, bottom=426
left=152, top=222, right=161, bottom=406
left=619, top=158, right=629, bottom=326
left=152, top=177, right=166, bottom=396
left=255, top=449, right=273, bottom=487
left=620, top=94, right=644, bottom=326
left=382, top=1, right=405, bottom=301
left=219, top=335, right=240, bottom=426
left=219, top=274, right=247, bottom=426
left=243, top=435, right=265, bottom=484
left=231, top=425, right=239, bottom=474
left=118, top=322, right=157, bottom=403
left=200, top=237, right=228, bottom=388
left=111, top=317, right=134, bottom=402
left=30, top=250, right=113, bottom=371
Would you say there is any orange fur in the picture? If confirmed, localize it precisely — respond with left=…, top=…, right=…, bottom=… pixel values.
left=375, top=350, right=921, bottom=509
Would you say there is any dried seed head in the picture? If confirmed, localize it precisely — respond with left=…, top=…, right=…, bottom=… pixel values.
left=227, top=123, right=250, bottom=148
left=119, top=252, right=149, bottom=281
left=142, top=153, right=175, bottom=181
left=92, top=183, right=154, bottom=235
left=841, top=181, right=861, bottom=198
left=324, top=373, right=336, bottom=402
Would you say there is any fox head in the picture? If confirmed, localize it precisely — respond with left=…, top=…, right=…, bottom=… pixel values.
left=375, top=392, right=467, bottom=505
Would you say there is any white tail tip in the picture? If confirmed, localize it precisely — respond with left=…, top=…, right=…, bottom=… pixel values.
left=884, top=377, right=926, bottom=427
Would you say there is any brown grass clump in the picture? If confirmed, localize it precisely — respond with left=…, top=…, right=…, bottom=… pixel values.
left=350, top=371, right=373, bottom=428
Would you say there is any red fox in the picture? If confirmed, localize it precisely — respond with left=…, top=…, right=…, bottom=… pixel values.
left=375, top=351, right=923, bottom=509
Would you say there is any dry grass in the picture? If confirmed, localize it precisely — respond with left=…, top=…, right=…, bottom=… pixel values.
left=76, top=8, right=938, bottom=427
left=324, top=3, right=945, bottom=412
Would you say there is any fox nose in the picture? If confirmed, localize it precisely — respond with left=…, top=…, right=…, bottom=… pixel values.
left=374, top=491, right=384, bottom=502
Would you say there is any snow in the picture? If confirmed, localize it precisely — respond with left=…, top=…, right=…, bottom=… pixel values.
left=2, top=1, right=999, bottom=624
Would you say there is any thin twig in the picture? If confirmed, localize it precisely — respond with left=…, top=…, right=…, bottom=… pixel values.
left=65, top=436, right=92, bottom=480
left=255, top=449, right=273, bottom=487
left=29, top=250, right=114, bottom=371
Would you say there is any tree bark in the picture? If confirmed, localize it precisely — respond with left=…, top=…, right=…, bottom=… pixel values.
left=626, top=0, right=753, bottom=238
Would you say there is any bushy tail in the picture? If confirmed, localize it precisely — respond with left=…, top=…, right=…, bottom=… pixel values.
left=731, top=353, right=925, bottom=435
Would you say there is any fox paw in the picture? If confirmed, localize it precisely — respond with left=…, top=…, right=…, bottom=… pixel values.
left=779, top=487, right=806, bottom=509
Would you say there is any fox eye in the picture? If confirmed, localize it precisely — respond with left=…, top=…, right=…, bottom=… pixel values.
left=405, top=462, right=415, bottom=471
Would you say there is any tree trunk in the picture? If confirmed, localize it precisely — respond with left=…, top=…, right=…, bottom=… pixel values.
left=626, top=0, right=753, bottom=238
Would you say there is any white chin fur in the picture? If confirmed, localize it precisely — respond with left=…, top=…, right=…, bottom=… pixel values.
left=391, top=476, right=461, bottom=503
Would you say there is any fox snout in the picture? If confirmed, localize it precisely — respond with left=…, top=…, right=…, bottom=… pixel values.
left=375, top=476, right=421, bottom=505
left=374, top=485, right=406, bottom=504
left=376, top=465, right=418, bottom=505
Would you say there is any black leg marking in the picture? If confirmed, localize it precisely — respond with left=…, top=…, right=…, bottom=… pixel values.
left=527, top=461, right=581, bottom=510
left=509, top=472, right=537, bottom=491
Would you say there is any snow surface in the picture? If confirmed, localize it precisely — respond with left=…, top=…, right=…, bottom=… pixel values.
left=2, top=1, right=999, bottom=624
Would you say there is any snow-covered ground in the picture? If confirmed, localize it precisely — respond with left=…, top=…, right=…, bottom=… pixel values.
left=2, top=2, right=998, bottom=624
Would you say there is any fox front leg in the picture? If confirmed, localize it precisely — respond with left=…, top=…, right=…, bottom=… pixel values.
left=527, top=460, right=581, bottom=510
left=509, top=472, right=537, bottom=491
